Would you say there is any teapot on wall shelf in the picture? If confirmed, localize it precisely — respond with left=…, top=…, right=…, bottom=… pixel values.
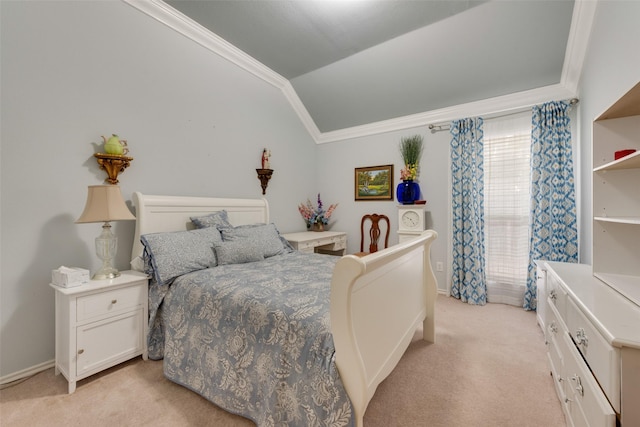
left=102, top=134, right=129, bottom=155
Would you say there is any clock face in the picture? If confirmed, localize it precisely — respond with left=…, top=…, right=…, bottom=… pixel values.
left=401, top=211, right=420, bottom=229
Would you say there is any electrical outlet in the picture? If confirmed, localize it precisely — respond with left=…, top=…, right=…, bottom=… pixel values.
left=436, top=262, right=443, bottom=272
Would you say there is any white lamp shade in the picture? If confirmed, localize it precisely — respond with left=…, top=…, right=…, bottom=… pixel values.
left=76, top=185, right=135, bottom=223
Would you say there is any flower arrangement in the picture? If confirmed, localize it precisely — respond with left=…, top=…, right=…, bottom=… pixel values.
left=298, top=194, right=338, bottom=229
left=399, top=134, right=423, bottom=181
left=400, top=164, right=417, bottom=180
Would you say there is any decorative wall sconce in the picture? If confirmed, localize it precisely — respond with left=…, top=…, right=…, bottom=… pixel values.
left=257, top=148, right=273, bottom=195
left=95, top=153, right=133, bottom=184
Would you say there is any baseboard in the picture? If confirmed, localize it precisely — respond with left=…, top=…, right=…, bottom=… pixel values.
left=0, top=360, right=54, bottom=386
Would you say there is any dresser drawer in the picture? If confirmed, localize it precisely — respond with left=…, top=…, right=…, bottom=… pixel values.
left=565, top=297, right=621, bottom=412
left=547, top=272, right=568, bottom=320
left=296, top=241, right=316, bottom=252
left=77, top=283, right=145, bottom=322
left=325, top=235, right=346, bottom=250
left=546, top=301, right=565, bottom=386
left=562, top=333, right=616, bottom=427
left=546, top=296, right=568, bottom=341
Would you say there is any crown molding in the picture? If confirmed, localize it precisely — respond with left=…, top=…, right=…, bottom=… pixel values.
left=123, top=0, right=592, bottom=145
left=123, top=0, right=286, bottom=89
left=316, top=83, right=575, bottom=143
left=561, top=0, right=598, bottom=94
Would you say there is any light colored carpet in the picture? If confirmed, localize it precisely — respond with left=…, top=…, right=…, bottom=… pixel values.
left=1, top=295, right=566, bottom=426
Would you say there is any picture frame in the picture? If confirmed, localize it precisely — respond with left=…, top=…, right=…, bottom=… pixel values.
left=354, top=164, right=394, bottom=201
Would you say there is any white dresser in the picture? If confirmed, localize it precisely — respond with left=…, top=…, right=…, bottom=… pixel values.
left=538, top=261, right=640, bottom=427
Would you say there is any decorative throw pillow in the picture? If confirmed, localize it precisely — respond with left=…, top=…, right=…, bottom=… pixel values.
left=213, top=241, right=264, bottom=265
left=141, top=227, right=222, bottom=286
left=190, top=210, right=232, bottom=229
left=219, top=223, right=286, bottom=258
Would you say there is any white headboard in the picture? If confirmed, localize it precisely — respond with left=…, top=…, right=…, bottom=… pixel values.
left=130, top=192, right=269, bottom=261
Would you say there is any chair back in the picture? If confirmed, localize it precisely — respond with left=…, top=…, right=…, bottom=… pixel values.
left=360, top=214, right=390, bottom=253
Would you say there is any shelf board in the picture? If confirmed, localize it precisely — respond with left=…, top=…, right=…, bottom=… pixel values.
left=593, top=150, right=640, bottom=172
left=594, top=272, right=640, bottom=308
left=596, top=81, right=640, bottom=120
left=594, top=216, right=640, bottom=225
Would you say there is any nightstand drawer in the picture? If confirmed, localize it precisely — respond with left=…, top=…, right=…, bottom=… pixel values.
left=77, top=283, right=145, bottom=322
left=76, top=310, right=144, bottom=376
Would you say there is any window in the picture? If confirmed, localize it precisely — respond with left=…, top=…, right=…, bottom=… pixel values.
left=483, top=113, right=531, bottom=306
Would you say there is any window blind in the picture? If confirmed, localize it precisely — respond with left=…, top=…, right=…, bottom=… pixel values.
left=484, top=112, right=531, bottom=305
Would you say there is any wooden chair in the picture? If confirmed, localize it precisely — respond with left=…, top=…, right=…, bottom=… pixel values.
left=354, top=213, right=390, bottom=257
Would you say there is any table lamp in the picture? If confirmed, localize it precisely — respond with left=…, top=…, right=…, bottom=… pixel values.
left=76, top=185, right=135, bottom=280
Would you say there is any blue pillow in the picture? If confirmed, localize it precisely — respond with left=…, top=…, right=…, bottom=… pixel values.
left=141, top=227, right=222, bottom=286
left=190, top=210, right=232, bottom=229
left=213, top=241, right=264, bottom=265
left=219, top=223, right=286, bottom=258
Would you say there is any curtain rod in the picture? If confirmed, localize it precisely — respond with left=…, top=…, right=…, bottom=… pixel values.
left=428, top=98, right=580, bottom=132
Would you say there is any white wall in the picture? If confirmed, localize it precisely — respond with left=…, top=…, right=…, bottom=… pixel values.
left=576, top=0, right=640, bottom=264
left=316, top=127, right=451, bottom=292
left=0, top=1, right=317, bottom=378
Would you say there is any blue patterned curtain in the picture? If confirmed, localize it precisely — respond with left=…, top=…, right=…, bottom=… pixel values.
left=450, top=118, right=487, bottom=305
left=525, top=101, right=578, bottom=310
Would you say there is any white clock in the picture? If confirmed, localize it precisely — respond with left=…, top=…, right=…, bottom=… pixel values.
left=401, top=210, right=420, bottom=229
left=398, top=206, right=425, bottom=232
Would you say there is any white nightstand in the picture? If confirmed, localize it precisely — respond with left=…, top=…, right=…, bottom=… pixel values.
left=50, top=270, right=149, bottom=393
left=282, top=231, right=347, bottom=255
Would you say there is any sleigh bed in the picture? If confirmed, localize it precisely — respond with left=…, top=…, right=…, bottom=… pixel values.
left=131, top=192, right=438, bottom=427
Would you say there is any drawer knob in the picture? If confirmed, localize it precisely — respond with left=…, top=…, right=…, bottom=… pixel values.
left=78, top=349, right=84, bottom=355
left=575, top=328, right=588, bottom=347
left=111, top=299, right=118, bottom=304
left=570, top=375, right=584, bottom=397
left=548, top=321, right=558, bottom=334
left=549, top=290, right=557, bottom=301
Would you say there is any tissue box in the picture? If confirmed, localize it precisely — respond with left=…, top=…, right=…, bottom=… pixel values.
left=52, top=267, right=90, bottom=287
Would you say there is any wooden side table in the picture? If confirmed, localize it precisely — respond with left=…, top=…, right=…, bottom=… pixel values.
left=282, top=231, right=347, bottom=256
left=50, top=270, right=148, bottom=393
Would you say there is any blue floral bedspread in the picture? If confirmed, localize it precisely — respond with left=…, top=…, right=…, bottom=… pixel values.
left=152, top=251, right=354, bottom=427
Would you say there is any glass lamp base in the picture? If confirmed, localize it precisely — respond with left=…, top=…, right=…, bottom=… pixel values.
left=92, top=222, right=120, bottom=280
left=92, top=267, right=120, bottom=280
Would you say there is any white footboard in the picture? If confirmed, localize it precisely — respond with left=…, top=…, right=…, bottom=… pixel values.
left=330, top=230, right=438, bottom=426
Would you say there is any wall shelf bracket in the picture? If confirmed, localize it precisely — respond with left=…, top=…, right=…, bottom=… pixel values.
left=256, top=168, right=273, bottom=195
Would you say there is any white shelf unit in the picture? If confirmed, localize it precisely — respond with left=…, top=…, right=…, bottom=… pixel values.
left=592, top=81, right=640, bottom=305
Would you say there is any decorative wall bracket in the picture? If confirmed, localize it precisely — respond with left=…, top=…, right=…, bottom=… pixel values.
left=94, top=153, right=133, bottom=184
left=256, top=168, right=273, bottom=195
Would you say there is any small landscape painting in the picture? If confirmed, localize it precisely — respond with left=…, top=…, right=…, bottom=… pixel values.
left=354, top=164, right=394, bottom=201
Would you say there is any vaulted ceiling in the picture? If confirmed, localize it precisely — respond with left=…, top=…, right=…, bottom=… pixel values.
left=123, top=0, right=597, bottom=143
left=131, top=0, right=585, bottom=142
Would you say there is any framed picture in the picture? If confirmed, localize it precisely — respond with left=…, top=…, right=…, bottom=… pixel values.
left=354, top=164, right=394, bottom=201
